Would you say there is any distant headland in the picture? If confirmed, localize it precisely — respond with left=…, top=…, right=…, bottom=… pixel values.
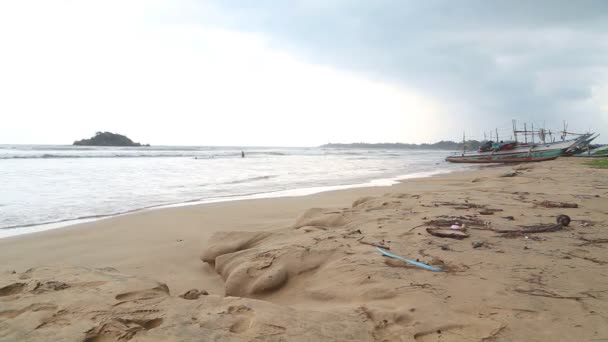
left=73, top=132, right=148, bottom=146
left=321, top=141, right=483, bottom=150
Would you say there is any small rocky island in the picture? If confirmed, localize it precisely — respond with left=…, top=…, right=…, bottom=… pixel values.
left=73, top=132, right=148, bottom=146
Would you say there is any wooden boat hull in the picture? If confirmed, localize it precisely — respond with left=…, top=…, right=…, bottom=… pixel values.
left=572, top=153, right=608, bottom=158
left=510, top=134, right=592, bottom=155
left=446, top=148, right=563, bottom=163
left=575, top=145, right=608, bottom=157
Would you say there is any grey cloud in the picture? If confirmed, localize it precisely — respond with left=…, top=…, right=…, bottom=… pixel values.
left=204, top=0, right=608, bottom=140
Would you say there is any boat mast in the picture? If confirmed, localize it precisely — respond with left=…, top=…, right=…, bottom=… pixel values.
left=542, top=121, right=546, bottom=143
left=512, top=119, right=518, bottom=142
left=531, top=123, right=535, bottom=144
left=462, top=131, right=466, bottom=156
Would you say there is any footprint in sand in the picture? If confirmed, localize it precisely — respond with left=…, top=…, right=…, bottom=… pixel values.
left=413, top=322, right=505, bottom=342
left=357, top=306, right=413, bottom=341
left=0, top=303, right=58, bottom=320
left=32, top=281, right=70, bottom=294
left=0, top=282, right=26, bottom=297
left=414, top=324, right=465, bottom=342
left=226, top=305, right=256, bottom=334
left=114, top=284, right=169, bottom=304
left=83, top=317, right=163, bottom=342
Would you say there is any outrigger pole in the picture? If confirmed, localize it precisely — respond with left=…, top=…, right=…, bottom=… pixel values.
left=462, top=131, right=466, bottom=156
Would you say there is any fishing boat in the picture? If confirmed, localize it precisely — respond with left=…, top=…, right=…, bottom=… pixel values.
left=446, top=134, right=589, bottom=164
left=446, top=119, right=596, bottom=163
left=446, top=145, right=562, bottom=163
left=517, top=133, right=596, bottom=155
left=573, top=144, right=608, bottom=158
left=562, top=134, right=599, bottom=156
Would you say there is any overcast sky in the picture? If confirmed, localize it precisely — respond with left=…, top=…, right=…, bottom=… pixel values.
left=1, top=0, right=606, bottom=145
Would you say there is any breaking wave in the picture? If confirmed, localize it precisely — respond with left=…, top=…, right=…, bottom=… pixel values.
left=0, top=152, right=290, bottom=160
left=222, top=175, right=278, bottom=185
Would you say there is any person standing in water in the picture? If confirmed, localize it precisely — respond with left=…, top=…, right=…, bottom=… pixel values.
left=241, top=151, right=245, bottom=158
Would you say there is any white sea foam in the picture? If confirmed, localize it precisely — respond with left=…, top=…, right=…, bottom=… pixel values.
left=0, top=145, right=468, bottom=238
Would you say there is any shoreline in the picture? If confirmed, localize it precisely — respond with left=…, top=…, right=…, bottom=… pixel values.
left=0, top=168, right=464, bottom=239
left=1, top=158, right=606, bottom=341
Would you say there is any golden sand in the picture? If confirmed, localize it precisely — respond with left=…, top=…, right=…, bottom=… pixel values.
left=1, top=159, right=607, bottom=341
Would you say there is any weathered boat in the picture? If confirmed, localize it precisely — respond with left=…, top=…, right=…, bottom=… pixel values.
left=446, top=134, right=589, bottom=163
left=445, top=146, right=563, bottom=163
left=573, top=144, right=608, bottom=158
left=561, top=134, right=599, bottom=156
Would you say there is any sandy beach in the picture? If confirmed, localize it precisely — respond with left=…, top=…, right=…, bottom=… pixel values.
left=1, top=159, right=607, bottom=341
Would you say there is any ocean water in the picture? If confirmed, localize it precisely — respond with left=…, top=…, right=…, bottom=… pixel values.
left=0, top=145, right=469, bottom=238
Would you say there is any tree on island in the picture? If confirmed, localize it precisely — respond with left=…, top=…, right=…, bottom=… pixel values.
left=73, top=132, right=148, bottom=146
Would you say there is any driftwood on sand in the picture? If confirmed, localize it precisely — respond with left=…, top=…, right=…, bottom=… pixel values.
left=494, top=224, right=564, bottom=237
left=494, top=214, right=571, bottom=237
left=432, top=201, right=485, bottom=209
left=577, top=237, right=608, bottom=247
left=425, top=215, right=486, bottom=227
left=479, top=208, right=504, bottom=215
left=357, top=237, right=390, bottom=250
left=426, top=227, right=470, bottom=239
left=537, top=200, right=578, bottom=208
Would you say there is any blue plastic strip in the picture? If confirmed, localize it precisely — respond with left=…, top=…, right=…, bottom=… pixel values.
left=377, top=247, right=445, bottom=272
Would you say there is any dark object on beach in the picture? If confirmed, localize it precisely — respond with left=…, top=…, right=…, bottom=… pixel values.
left=556, top=214, right=571, bottom=226
left=496, top=215, right=571, bottom=237
left=73, top=131, right=145, bottom=146
left=500, top=171, right=519, bottom=177
left=503, top=216, right=515, bottom=220
left=578, top=237, right=608, bottom=246
left=538, top=200, right=578, bottom=208
left=472, top=241, right=484, bottom=248
left=425, top=215, right=485, bottom=228
left=179, top=289, right=208, bottom=300
left=440, top=244, right=451, bottom=251
left=357, top=237, right=390, bottom=250
left=497, top=224, right=563, bottom=237
left=241, top=151, right=245, bottom=158
left=479, top=210, right=494, bottom=215
left=426, top=227, right=470, bottom=239
left=434, top=201, right=485, bottom=209
left=479, top=208, right=503, bottom=215
left=407, top=224, right=425, bottom=232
